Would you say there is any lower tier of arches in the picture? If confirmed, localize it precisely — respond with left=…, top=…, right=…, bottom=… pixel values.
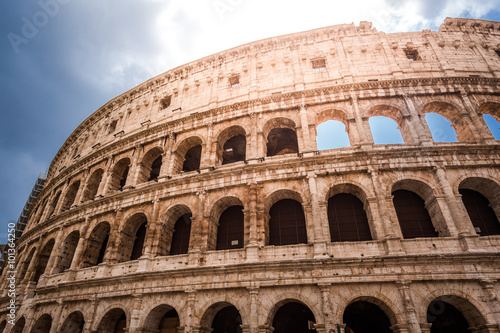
left=2, top=278, right=499, bottom=333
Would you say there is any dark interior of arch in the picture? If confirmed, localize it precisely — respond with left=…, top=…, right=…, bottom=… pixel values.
left=328, top=193, right=372, bottom=242
left=459, top=189, right=500, bottom=236
left=170, top=213, right=192, bottom=255
left=148, top=155, right=163, bottom=181
left=427, top=300, right=471, bottom=333
left=11, top=317, right=25, bottom=333
left=82, top=223, right=110, bottom=267
left=267, top=128, right=299, bottom=156
left=392, top=189, right=439, bottom=238
left=343, top=301, right=391, bottom=333
left=183, top=145, right=202, bottom=172
left=0, top=320, right=6, bottom=333
left=61, top=180, right=80, bottom=211
left=60, top=312, right=84, bottom=333
left=222, top=134, right=246, bottom=164
left=269, top=199, right=307, bottom=246
left=158, top=309, right=180, bottom=331
left=34, top=239, right=55, bottom=283
left=54, top=231, right=79, bottom=273
left=272, top=302, right=315, bottom=333
left=130, top=221, right=147, bottom=260
left=97, top=310, right=126, bottom=333
left=30, top=315, right=52, bottom=333
left=217, top=205, right=244, bottom=250
left=119, top=165, right=129, bottom=189
left=83, top=169, right=103, bottom=201
left=211, top=306, right=242, bottom=333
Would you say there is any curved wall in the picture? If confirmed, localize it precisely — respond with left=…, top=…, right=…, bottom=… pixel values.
left=1, top=17, right=500, bottom=333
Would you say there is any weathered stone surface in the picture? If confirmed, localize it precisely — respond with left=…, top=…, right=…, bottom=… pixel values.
left=1, top=17, right=500, bottom=333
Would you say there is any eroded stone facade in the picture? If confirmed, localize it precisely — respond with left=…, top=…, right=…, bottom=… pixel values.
left=1, top=17, right=500, bottom=333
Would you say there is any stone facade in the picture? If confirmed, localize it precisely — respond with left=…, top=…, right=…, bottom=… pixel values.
left=1, top=17, right=500, bottom=333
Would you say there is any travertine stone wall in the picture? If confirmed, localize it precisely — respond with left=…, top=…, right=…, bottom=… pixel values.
left=1, top=17, right=500, bottom=333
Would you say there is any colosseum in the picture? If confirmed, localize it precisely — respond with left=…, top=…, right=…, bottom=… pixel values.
left=1, top=16, right=500, bottom=333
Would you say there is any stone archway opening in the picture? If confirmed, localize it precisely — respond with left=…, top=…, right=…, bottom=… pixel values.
left=82, top=222, right=110, bottom=268
left=343, top=301, right=392, bottom=333
left=59, top=311, right=84, bottom=333
left=272, top=301, right=316, bottom=333
left=427, top=296, right=487, bottom=333
left=211, top=305, right=242, bottom=333
left=30, top=314, right=52, bottom=333
left=97, top=308, right=127, bottom=333
left=267, top=128, right=299, bottom=156
left=144, top=305, right=180, bottom=333
left=11, top=317, right=25, bottom=333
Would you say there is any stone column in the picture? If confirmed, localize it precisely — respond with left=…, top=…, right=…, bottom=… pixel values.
left=346, top=117, right=362, bottom=146
left=307, top=173, right=329, bottom=258
left=200, top=123, right=214, bottom=169
left=319, top=284, right=334, bottom=333
left=248, top=286, right=260, bottom=333
left=49, top=301, right=64, bottom=333
left=53, top=181, right=70, bottom=215
left=350, top=94, right=373, bottom=145
left=299, top=105, right=314, bottom=151
left=128, top=295, right=143, bottom=332
left=479, top=279, right=500, bottom=322
left=159, top=133, right=174, bottom=179
left=102, top=209, right=124, bottom=264
left=129, top=144, right=143, bottom=187
left=368, top=169, right=398, bottom=239
left=459, top=90, right=495, bottom=143
left=45, top=226, right=65, bottom=275
left=184, top=289, right=197, bottom=333
left=142, top=199, right=160, bottom=258
left=433, top=166, right=474, bottom=236
left=396, top=281, right=421, bottom=333
left=402, top=93, right=433, bottom=144
left=73, top=169, right=89, bottom=206
left=246, top=184, right=260, bottom=262
left=100, top=157, right=115, bottom=196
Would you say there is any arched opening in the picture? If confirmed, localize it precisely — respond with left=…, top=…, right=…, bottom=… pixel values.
left=482, top=114, right=500, bottom=139
left=0, top=320, right=6, bottom=333
left=266, top=128, right=299, bottom=156
left=316, top=120, right=350, bottom=150
left=425, top=113, right=458, bottom=143
left=53, top=231, right=79, bottom=273
left=82, top=222, right=110, bottom=268
left=11, top=317, right=25, bottom=333
left=33, top=239, right=55, bottom=282
left=427, top=296, right=487, bottom=333
left=392, top=189, right=439, bottom=239
left=109, top=158, right=131, bottom=192
left=138, top=148, right=163, bottom=183
left=169, top=213, right=192, bottom=255
left=45, top=191, right=61, bottom=218
left=97, top=309, right=127, bottom=333
left=269, top=199, right=307, bottom=246
left=59, top=311, right=85, bottom=333
left=61, top=180, right=81, bottom=211
left=272, top=301, right=316, bottom=333
left=212, top=306, right=242, bottom=333
left=369, top=116, right=404, bottom=144
left=460, top=189, right=500, bottom=236
left=144, top=306, right=180, bottom=333
left=117, top=213, right=148, bottom=262
left=30, top=314, right=52, bottom=333
left=222, top=135, right=246, bottom=164
left=130, top=222, right=147, bottom=260
left=328, top=193, right=372, bottom=242
left=149, top=155, right=163, bottom=181
left=343, top=301, right=392, bottom=333
left=216, top=206, right=244, bottom=250
left=183, top=145, right=202, bottom=172
left=19, top=247, right=36, bottom=281
left=82, top=169, right=103, bottom=202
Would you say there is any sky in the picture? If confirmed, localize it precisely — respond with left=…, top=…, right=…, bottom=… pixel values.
left=1, top=0, right=500, bottom=243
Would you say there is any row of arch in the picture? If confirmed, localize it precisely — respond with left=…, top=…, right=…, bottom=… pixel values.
left=16, top=176, right=500, bottom=286
left=32, top=100, right=500, bottom=227
left=4, top=294, right=491, bottom=333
